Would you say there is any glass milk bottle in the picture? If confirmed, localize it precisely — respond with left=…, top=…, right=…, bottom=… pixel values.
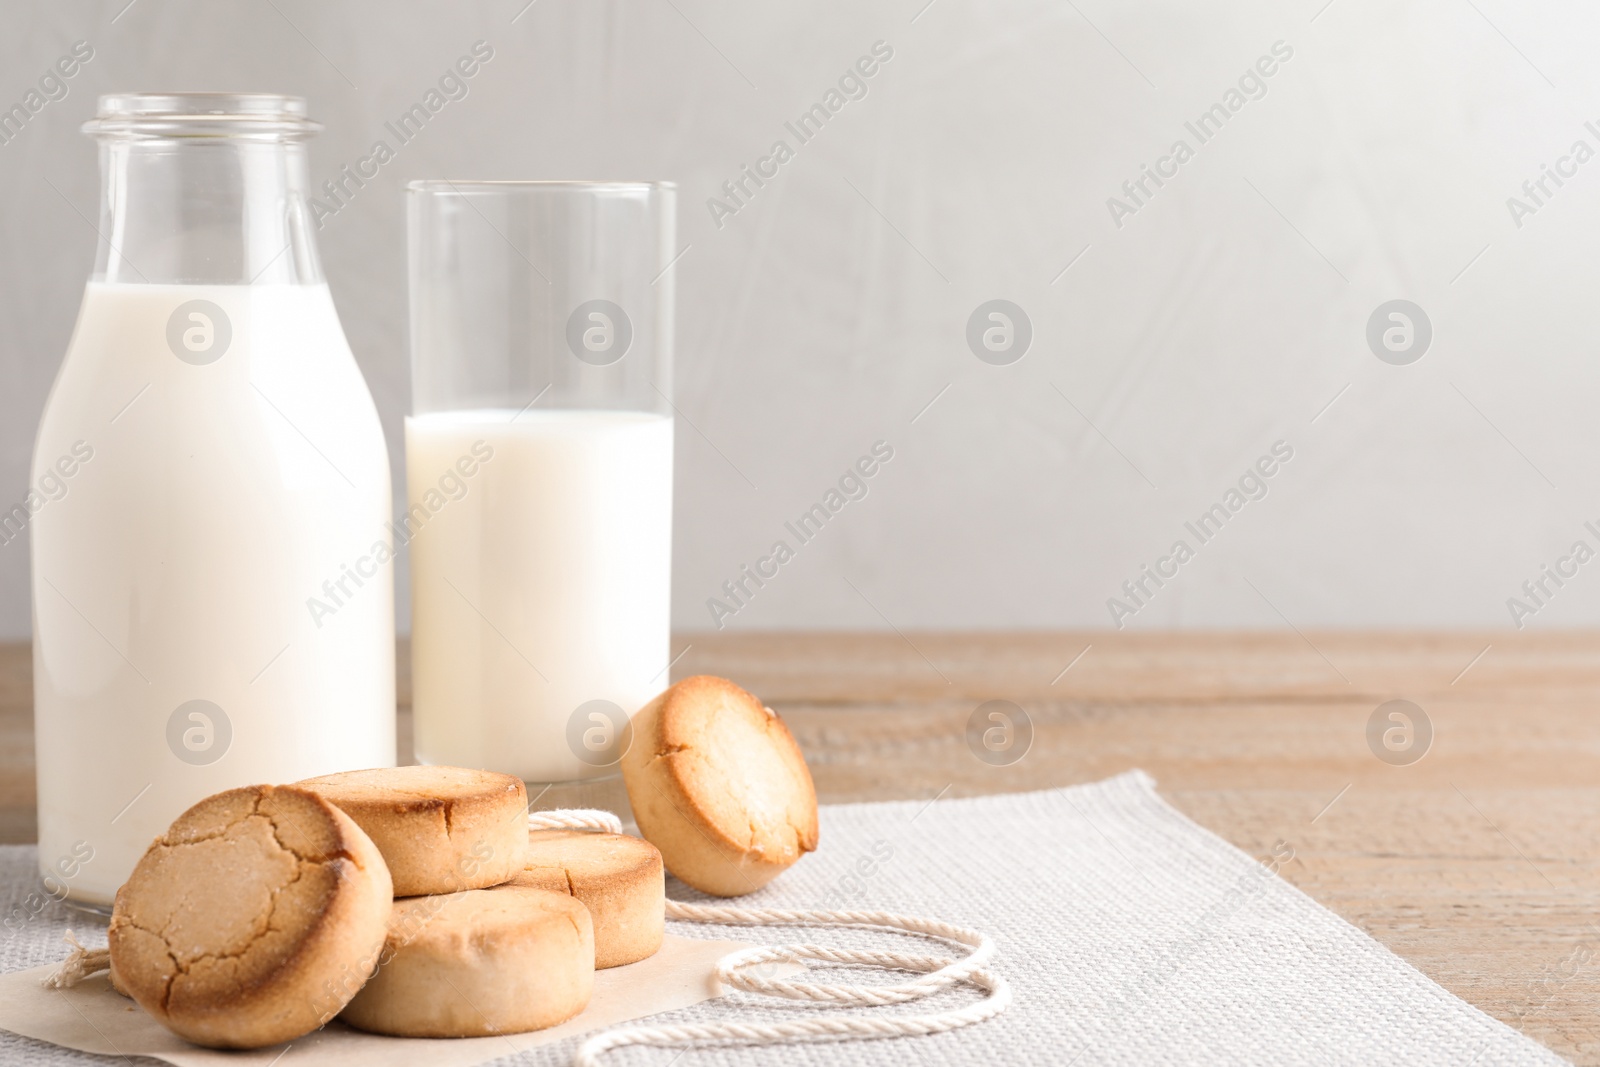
left=406, top=181, right=674, bottom=789
left=30, top=94, right=396, bottom=908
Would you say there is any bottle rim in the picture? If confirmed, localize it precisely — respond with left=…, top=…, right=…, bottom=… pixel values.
left=83, top=92, right=322, bottom=140
left=407, top=180, right=676, bottom=194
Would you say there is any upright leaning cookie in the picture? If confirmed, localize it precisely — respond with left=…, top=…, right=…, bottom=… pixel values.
left=341, top=885, right=593, bottom=1037
left=108, top=785, right=393, bottom=1049
left=621, top=675, right=818, bottom=896
left=297, top=765, right=526, bottom=895
left=510, top=830, right=665, bottom=967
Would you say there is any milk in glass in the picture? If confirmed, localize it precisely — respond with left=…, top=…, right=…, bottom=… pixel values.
left=406, top=410, right=672, bottom=781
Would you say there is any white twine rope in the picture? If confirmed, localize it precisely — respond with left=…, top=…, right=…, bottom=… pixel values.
left=44, top=931, right=109, bottom=989
left=528, top=808, right=624, bottom=834
left=536, top=812, right=1011, bottom=1067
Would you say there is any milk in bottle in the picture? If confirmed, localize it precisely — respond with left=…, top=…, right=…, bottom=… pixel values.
left=30, top=94, right=395, bottom=907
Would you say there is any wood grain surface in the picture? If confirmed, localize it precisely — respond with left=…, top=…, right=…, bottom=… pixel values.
left=3, top=632, right=1597, bottom=1062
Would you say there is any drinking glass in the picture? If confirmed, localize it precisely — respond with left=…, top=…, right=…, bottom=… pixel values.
left=405, top=181, right=675, bottom=794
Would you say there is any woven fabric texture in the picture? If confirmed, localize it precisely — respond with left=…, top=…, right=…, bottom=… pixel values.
left=0, top=771, right=1567, bottom=1066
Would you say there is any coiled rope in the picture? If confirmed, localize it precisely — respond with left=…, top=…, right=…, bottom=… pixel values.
left=537, top=812, right=1011, bottom=1066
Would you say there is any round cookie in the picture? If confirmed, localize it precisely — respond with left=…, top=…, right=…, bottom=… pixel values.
left=108, top=785, right=393, bottom=1049
left=510, top=830, right=665, bottom=967
left=297, top=766, right=526, bottom=896
left=621, top=675, right=818, bottom=897
left=340, top=885, right=593, bottom=1037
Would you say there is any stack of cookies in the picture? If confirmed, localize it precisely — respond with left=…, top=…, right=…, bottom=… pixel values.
left=103, top=675, right=817, bottom=1050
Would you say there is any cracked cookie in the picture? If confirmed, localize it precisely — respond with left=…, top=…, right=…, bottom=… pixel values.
left=297, top=765, right=527, bottom=896
left=620, top=675, right=818, bottom=897
left=340, top=884, right=593, bottom=1037
left=510, top=830, right=664, bottom=967
left=107, top=784, right=393, bottom=1049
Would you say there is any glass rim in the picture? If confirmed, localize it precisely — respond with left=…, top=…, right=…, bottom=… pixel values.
left=407, top=179, right=675, bottom=195
left=84, top=92, right=321, bottom=140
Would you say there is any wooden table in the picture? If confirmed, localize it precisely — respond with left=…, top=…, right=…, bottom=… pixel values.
left=3, top=632, right=1597, bottom=1063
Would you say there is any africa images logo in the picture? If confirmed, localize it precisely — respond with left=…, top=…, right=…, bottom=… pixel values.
left=166, top=700, right=232, bottom=766
left=566, top=300, right=632, bottom=366
left=966, top=300, right=1032, bottom=365
left=167, top=300, right=232, bottom=365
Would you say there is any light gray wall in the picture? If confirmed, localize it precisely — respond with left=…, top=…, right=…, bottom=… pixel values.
left=1, top=0, right=1595, bottom=637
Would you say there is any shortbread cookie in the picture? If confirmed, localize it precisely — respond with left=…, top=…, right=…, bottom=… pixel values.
left=510, top=830, right=664, bottom=967
left=297, top=766, right=526, bottom=896
left=108, top=785, right=393, bottom=1049
left=340, top=885, right=593, bottom=1037
left=621, top=675, right=818, bottom=896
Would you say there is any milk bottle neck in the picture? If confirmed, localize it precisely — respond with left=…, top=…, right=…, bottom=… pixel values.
left=85, top=93, right=324, bottom=286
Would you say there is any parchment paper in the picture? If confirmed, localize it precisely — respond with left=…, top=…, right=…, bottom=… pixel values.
left=0, top=933, right=765, bottom=1066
